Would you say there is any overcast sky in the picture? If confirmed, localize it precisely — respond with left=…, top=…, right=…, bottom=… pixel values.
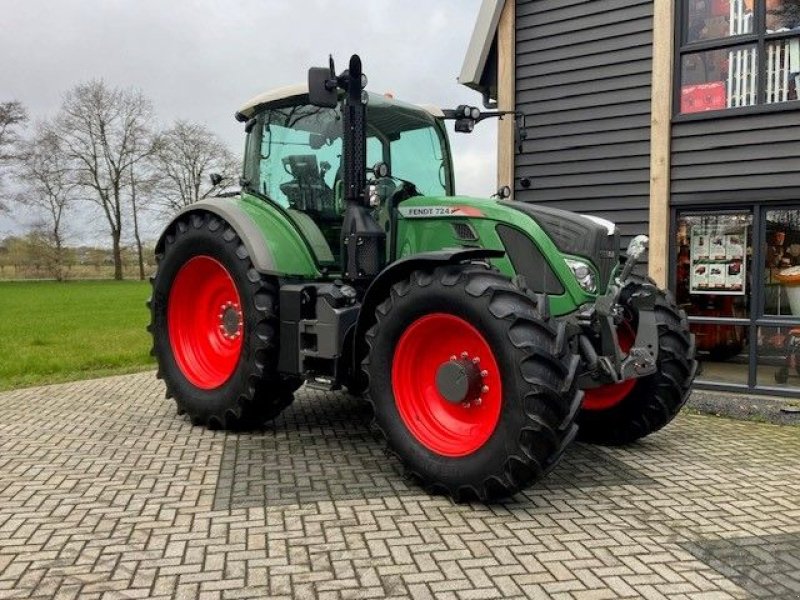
left=0, top=0, right=497, bottom=243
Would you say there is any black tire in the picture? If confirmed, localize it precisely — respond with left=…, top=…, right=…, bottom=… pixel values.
left=363, top=264, right=582, bottom=502
left=148, top=211, right=300, bottom=430
left=577, top=276, right=698, bottom=445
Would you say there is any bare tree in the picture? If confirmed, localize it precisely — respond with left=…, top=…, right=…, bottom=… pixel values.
left=128, top=165, right=155, bottom=281
left=0, top=100, right=29, bottom=212
left=56, top=80, right=153, bottom=280
left=14, top=123, right=74, bottom=281
left=151, top=120, right=238, bottom=213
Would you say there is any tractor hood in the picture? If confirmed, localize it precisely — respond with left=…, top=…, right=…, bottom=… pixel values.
left=499, top=201, right=619, bottom=264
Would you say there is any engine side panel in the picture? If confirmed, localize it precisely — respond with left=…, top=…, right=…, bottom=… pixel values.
left=393, top=196, right=597, bottom=316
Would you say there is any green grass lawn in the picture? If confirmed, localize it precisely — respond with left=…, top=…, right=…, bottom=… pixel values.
left=0, top=280, right=155, bottom=390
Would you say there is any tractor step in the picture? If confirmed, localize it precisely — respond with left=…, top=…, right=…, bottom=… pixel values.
left=305, top=376, right=341, bottom=391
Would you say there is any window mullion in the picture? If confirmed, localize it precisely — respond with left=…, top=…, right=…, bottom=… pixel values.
left=756, top=0, right=766, bottom=105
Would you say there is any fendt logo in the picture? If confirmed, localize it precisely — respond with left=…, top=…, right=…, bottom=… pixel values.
left=398, top=206, right=484, bottom=218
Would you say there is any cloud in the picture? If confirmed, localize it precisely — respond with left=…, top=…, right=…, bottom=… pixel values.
left=0, top=0, right=496, bottom=240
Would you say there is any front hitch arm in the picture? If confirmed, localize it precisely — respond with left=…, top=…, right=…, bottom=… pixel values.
left=578, top=234, right=659, bottom=387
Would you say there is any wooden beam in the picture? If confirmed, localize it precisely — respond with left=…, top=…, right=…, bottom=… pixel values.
left=497, top=0, right=515, bottom=191
left=648, top=0, right=675, bottom=288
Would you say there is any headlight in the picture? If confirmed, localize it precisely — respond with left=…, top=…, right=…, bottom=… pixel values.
left=565, top=259, right=597, bottom=293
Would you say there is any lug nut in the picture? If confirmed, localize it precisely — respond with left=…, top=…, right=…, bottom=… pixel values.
left=480, top=370, right=488, bottom=378
left=474, top=398, right=482, bottom=406
left=461, top=351, right=469, bottom=359
left=481, top=385, right=489, bottom=394
left=450, top=355, right=457, bottom=361
left=462, top=401, right=471, bottom=408
left=472, top=356, right=480, bottom=364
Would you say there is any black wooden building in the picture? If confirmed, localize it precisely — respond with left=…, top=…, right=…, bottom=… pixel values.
left=461, top=0, right=800, bottom=396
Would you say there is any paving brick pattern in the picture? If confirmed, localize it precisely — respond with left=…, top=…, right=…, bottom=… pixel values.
left=0, top=372, right=798, bottom=599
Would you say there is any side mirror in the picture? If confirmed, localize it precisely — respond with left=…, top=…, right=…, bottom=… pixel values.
left=308, top=66, right=338, bottom=108
left=454, top=118, right=475, bottom=133
left=209, top=173, right=223, bottom=187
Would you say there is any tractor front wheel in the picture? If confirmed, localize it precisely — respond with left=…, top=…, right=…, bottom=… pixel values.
left=363, top=264, right=582, bottom=501
left=148, top=212, right=298, bottom=429
left=577, top=277, right=697, bottom=445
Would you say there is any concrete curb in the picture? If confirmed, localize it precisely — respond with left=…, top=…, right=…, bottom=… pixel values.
left=686, top=388, right=800, bottom=426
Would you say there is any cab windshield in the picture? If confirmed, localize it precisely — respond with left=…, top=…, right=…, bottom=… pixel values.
left=252, top=99, right=450, bottom=211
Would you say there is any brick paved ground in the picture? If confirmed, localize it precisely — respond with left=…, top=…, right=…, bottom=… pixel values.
left=0, top=372, right=798, bottom=600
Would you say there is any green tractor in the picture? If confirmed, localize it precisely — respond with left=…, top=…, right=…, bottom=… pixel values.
left=149, top=55, right=697, bottom=501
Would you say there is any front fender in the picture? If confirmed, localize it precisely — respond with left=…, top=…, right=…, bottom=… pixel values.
left=154, top=194, right=321, bottom=278
left=352, top=248, right=505, bottom=369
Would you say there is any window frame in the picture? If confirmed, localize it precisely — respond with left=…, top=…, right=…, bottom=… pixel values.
left=669, top=201, right=800, bottom=396
left=673, top=0, right=800, bottom=120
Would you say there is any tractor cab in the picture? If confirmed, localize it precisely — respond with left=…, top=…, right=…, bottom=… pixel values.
left=236, top=85, right=453, bottom=269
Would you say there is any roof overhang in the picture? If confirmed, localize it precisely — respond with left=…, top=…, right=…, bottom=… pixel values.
left=458, top=0, right=505, bottom=100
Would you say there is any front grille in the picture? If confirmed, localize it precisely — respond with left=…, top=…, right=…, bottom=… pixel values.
left=501, top=201, right=619, bottom=293
left=594, top=233, right=619, bottom=293
left=496, top=224, right=565, bottom=295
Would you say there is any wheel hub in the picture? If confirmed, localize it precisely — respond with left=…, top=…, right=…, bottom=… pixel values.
left=218, top=301, right=242, bottom=340
left=436, top=353, right=489, bottom=407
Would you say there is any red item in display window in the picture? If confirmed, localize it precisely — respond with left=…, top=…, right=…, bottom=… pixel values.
left=711, top=0, right=729, bottom=16
left=681, top=82, right=727, bottom=114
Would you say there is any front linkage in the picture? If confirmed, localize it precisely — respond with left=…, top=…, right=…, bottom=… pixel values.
left=574, top=235, right=660, bottom=391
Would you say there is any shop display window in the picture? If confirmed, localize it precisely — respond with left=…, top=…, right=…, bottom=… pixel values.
left=686, top=0, right=754, bottom=43
left=676, top=212, right=752, bottom=388
left=757, top=325, right=800, bottom=388
left=676, top=213, right=752, bottom=317
left=694, top=324, right=750, bottom=384
left=764, top=209, right=800, bottom=315
left=766, top=0, right=800, bottom=32
left=678, top=0, right=800, bottom=114
left=676, top=206, right=800, bottom=394
left=681, top=47, right=758, bottom=111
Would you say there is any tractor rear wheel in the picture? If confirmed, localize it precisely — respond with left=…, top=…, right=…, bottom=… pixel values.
left=577, top=277, right=697, bottom=445
left=148, top=211, right=299, bottom=429
left=363, top=264, right=582, bottom=501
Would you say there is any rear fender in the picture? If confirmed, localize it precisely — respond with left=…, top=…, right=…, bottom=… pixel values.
left=154, top=195, right=321, bottom=278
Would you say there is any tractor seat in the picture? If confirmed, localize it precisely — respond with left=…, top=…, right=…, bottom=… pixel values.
left=287, top=209, right=335, bottom=264
left=280, top=155, right=337, bottom=220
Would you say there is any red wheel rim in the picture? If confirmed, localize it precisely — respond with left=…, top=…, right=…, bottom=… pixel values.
left=391, top=313, right=502, bottom=457
left=582, top=321, right=637, bottom=411
left=168, top=256, right=243, bottom=389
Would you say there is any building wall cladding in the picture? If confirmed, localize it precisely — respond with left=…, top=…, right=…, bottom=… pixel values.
left=514, top=0, right=655, bottom=242
left=671, top=112, right=800, bottom=207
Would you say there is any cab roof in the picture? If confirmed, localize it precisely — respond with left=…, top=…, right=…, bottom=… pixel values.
left=236, top=83, right=445, bottom=121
